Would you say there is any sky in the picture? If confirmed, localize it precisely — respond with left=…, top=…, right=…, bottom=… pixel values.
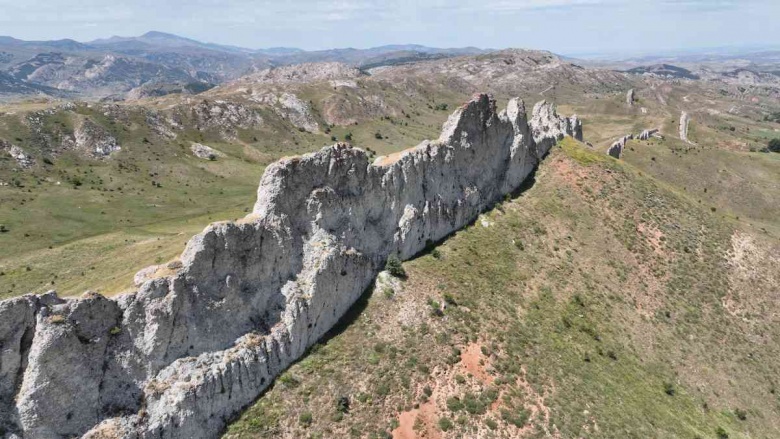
left=0, top=0, right=777, bottom=56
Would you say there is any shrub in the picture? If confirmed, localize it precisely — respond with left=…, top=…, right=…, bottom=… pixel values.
left=438, top=417, right=453, bottom=432
left=336, top=396, right=350, bottom=413
left=446, top=397, right=464, bottom=412
left=501, top=408, right=530, bottom=427
left=768, top=138, right=780, bottom=153
left=345, top=132, right=353, bottom=141
left=331, top=135, right=337, bottom=142
left=443, top=293, right=457, bottom=306
left=382, top=287, right=395, bottom=299
left=434, top=103, right=449, bottom=111
left=299, top=412, right=313, bottom=426
left=664, top=382, right=675, bottom=396
left=385, top=256, right=406, bottom=278
left=716, top=427, right=729, bottom=439
left=485, top=418, right=498, bottom=430
left=278, top=373, right=300, bottom=388
left=374, top=132, right=383, bottom=140
left=0, top=225, right=8, bottom=233
left=734, top=408, right=747, bottom=420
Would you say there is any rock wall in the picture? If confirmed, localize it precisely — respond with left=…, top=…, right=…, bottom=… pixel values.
left=0, top=94, right=581, bottom=439
left=607, top=134, right=634, bottom=159
left=638, top=128, right=659, bottom=140
left=679, top=111, right=693, bottom=144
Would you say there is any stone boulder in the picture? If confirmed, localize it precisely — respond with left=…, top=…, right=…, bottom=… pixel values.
left=190, top=143, right=224, bottom=160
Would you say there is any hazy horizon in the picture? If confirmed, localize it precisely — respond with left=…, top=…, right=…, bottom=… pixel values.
left=0, top=0, right=777, bottom=57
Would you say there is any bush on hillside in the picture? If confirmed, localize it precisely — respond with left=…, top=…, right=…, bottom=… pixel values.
left=385, top=255, right=406, bottom=278
left=768, top=138, right=780, bottom=153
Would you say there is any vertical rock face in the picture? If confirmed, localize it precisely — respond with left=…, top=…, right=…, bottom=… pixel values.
left=679, top=111, right=693, bottom=144
left=0, top=94, right=582, bottom=439
left=607, top=134, right=634, bottom=159
left=638, top=128, right=659, bottom=140
left=627, top=88, right=635, bottom=106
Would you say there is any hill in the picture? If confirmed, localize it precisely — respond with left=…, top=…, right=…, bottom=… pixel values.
left=227, top=137, right=780, bottom=439
left=0, top=32, right=487, bottom=101
left=0, top=47, right=778, bottom=438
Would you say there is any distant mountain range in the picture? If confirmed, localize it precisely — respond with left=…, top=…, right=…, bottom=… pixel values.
left=0, top=31, right=487, bottom=101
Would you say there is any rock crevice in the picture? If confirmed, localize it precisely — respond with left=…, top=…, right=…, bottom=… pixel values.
left=0, top=93, right=581, bottom=439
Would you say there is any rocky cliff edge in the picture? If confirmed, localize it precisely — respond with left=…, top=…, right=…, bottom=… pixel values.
left=0, top=93, right=581, bottom=439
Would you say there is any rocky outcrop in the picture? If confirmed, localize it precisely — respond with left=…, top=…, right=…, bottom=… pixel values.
left=679, top=111, right=693, bottom=144
left=322, top=93, right=399, bottom=126
left=1, top=141, right=34, bottom=168
left=253, top=92, right=319, bottom=132
left=191, top=100, right=263, bottom=138
left=72, top=119, right=121, bottom=157
left=247, top=62, right=363, bottom=84
left=190, top=143, right=224, bottom=160
left=607, top=134, right=634, bottom=159
left=627, top=88, right=635, bottom=106
left=638, top=128, right=660, bottom=140
left=0, top=94, right=581, bottom=439
left=145, top=110, right=182, bottom=140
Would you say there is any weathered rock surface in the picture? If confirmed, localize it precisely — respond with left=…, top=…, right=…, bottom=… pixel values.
left=1, top=141, right=34, bottom=168
left=607, top=134, right=634, bottom=158
left=190, top=143, right=224, bottom=160
left=679, top=111, right=693, bottom=144
left=191, top=99, right=263, bottom=138
left=627, top=88, right=635, bottom=106
left=0, top=94, right=581, bottom=439
left=638, top=128, right=659, bottom=140
left=253, top=92, right=319, bottom=132
left=245, top=62, right=363, bottom=85
left=69, top=118, right=121, bottom=157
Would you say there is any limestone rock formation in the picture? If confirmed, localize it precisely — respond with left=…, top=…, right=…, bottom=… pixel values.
left=253, top=92, right=319, bottom=132
left=627, top=88, right=635, bottom=106
left=72, top=119, right=121, bottom=157
left=1, top=141, right=34, bottom=168
left=246, top=62, right=363, bottom=84
left=190, top=143, right=224, bottom=160
left=638, top=128, right=659, bottom=140
left=607, top=134, right=634, bottom=159
left=0, top=94, right=582, bottom=439
left=679, top=111, right=693, bottom=144
left=191, top=99, right=263, bottom=138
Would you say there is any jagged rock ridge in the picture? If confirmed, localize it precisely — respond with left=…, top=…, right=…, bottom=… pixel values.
left=0, top=93, right=581, bottom=439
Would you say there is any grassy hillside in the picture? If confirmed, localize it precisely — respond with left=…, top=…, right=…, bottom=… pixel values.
left=226, top=139, right=780, bottom=439
left=0, top=90, right=452, bottom=298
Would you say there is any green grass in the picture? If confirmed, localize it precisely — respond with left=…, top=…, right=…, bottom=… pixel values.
left=0, top=86, right=458, bottom=298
